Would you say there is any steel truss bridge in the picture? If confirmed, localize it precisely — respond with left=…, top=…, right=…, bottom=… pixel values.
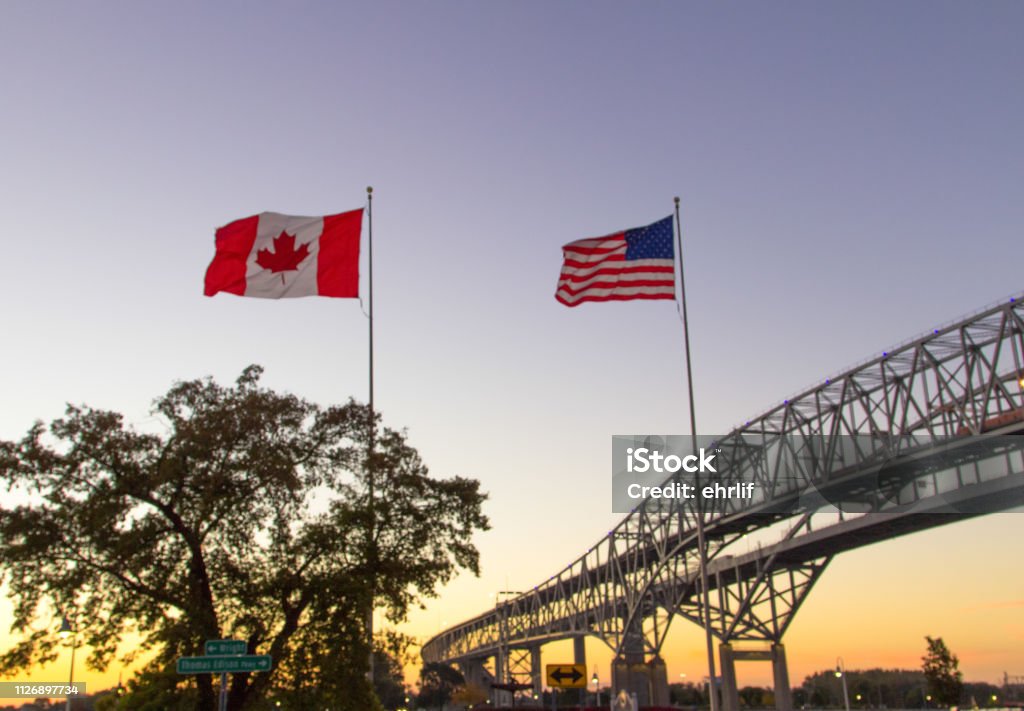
left=423, top=294, right=1024, bottom=709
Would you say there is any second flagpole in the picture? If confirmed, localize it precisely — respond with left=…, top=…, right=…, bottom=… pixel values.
left=366, top=185, right=376, bottom=686
left=674, top=196, right=720, bottom=711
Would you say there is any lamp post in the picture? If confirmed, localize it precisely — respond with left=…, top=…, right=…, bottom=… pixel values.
left=835, top=658, right=850, bottom=711
left=592, top=670, right=600, bottom=708
left=59, top=616, right=76, bottom=711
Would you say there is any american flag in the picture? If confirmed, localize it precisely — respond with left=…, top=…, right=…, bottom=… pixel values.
left=555, top=215, right=676, bottom=307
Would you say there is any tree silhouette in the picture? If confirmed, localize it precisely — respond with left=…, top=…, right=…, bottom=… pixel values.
left=922, top=636, right=963, bottom=706
left=0, top=366, right=488, bottom=711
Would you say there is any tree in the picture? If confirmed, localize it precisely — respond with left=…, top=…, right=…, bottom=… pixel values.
left=669, top=681, right=706, bottom=707
left=922, top=636, right=963, bottom=706
left=802, top=667, right=931, bottom=709
left=739, top=685, right=772, bottom=708
left=372, top=631, right=417, bottom=711
left=0, top=366, right=489, bottom=711
left=417, top=662, right=465, bottom=710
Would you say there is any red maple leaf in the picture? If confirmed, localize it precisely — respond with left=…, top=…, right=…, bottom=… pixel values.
left=256, top=231, right=311, bottom=284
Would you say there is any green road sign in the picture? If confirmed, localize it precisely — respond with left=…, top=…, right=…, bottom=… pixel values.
left=205, top=640, right=246, bottom=656
left=176, top=655, right=272, bottom=674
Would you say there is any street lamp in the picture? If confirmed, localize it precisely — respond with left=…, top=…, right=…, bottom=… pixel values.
left=835, top=658, right=850, bottom=711
left=593, top=670, right=601, bottom=707
left=59, top=616, right=77, bottom=711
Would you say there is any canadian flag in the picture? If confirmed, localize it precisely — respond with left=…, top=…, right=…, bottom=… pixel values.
left=204, top=209, right=363, bottom=298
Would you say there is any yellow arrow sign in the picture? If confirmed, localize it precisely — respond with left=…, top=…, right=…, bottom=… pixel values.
left=546, top=663, right=586, bottom=688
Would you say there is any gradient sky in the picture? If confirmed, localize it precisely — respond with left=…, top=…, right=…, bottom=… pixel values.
left=1, top=0, right=1022, bottom=694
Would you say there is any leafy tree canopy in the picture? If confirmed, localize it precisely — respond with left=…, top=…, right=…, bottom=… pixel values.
left=417, top=661, right=465, bottom=710
left=0, top=366, right=489, bottom=711
left=923, top=636, right=963, bottom=706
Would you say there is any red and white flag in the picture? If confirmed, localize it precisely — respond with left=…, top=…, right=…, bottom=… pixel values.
left=204, top=209, right=363, bottom=298
left=555, top=215, right=675, bottom=307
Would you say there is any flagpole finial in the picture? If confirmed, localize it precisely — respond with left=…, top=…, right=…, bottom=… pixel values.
left=674, top=196, right=680, bottom=205
left=367, top=186, right=373, bottom=197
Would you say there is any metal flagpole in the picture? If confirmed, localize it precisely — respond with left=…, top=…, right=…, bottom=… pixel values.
left=674, top=196, right=719, bottom=711
left=367, top=185, right=375, bottom=433
left=366, top=185, right=376, bottom=685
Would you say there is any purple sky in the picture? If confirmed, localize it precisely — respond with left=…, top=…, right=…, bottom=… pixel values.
left=1, top=0, right=1022, bottom=686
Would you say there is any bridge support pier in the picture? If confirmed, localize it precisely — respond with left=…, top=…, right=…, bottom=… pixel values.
left=498, top=647, right=538, bottom=706
left=494, top=647, right=511, bottom=707
left=720, top=644, right=741, bottom=711
left=574, top=636, right=587, bottom=707
left=611, top=617, right=670, bottom=706
left=531, top=646, right=543, bottom=703
left=613, top=618, right=652, bottom=706
left=718, top=643, right=794, bottom=711
left=611, top=656, right=669, bottom=707
left=459, top=657, right=493, bottom=691
left=613, top=657, right=647, bottom=707
left=772, top=644, right=793, bottom=711
left=648, top=655, right=670, bottom=706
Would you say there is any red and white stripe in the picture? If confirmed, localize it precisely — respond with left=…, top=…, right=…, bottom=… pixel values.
left=555, top=234, right=675, bottom=307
